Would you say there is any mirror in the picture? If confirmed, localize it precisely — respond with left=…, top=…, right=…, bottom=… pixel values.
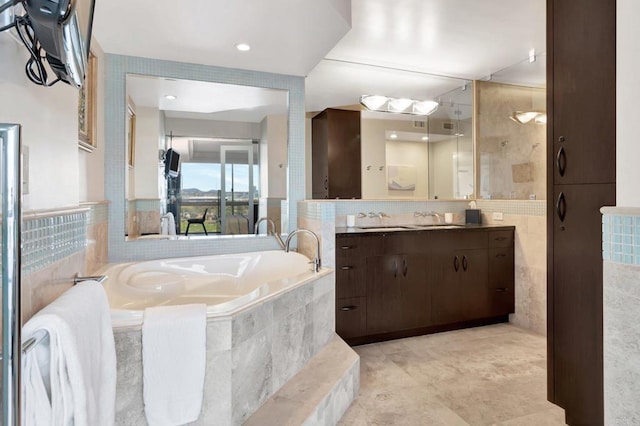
left=124, top=75, right=289, bottom=240
left=104, top=55, right=305, bottom=262
left=305, top=59, right=474, bottom=200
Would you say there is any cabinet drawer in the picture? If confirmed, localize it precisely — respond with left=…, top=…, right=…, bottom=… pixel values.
left=488, top=247, right=514, bottom=288
left=489, top=230, right=514, bottom=247
left=336, top=297, right=367, bottom=340
left=336, top=235, right=381, bottom=258
left=335, top=260, right=366, bottom=298
left=430, top=229, right=487, bottom=250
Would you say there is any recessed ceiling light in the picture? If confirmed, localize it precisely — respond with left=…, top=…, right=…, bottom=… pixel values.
left=389, top=133, right=398, bottom=139
left=235, top=43, right=251, bottom=52
left=421, top=136, right=429, bottom=141
left=164, top=95, right=177, bottom=100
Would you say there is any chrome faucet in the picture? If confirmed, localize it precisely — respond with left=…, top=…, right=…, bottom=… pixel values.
left=284, top=228, right=321, bottom=272
left=254, top=217, right=286, bottom=250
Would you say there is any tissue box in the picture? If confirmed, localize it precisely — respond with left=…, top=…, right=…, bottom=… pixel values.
left=465, top=209, right=482, bottom=225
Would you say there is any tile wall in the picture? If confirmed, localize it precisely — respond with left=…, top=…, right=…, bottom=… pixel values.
left=601, top=207, right=640, bottom=424
left=0, top=202, right=109, bottom=322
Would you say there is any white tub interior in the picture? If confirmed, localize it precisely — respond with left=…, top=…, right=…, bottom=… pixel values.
left=100, top=250, right=317, bottom=327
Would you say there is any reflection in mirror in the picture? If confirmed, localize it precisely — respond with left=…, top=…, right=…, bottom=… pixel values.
left=306, top=59, right=474, bottom=200
left=125, top=75, right=288, bottom=240
left=476, top=54, right=546, bottom=200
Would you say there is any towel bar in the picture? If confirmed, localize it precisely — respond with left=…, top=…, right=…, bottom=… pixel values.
left=73, top=274, right=108, bottom=285
left=0, top=329, right=49, bottom=361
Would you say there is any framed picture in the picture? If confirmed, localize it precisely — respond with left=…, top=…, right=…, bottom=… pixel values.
left=78, top=51, right=97, bottom=151
left=127, top=103, right=136, bottom=167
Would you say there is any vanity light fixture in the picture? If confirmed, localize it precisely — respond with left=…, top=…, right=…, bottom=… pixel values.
left=235, top=43, right=251, bottom=52
left=164, top=95, right=177, bottom=100
left=509, top=111, right=547, bottom=125
left=360, top=95, right=439, bottom=116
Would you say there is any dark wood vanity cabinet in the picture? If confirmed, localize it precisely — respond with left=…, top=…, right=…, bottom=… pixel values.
left=311, top=108, right=361, bottom=199
left=335, top=227, right=514, bottom=344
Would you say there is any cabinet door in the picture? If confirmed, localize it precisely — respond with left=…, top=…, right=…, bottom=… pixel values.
left=552, top=0, right=615, bottom=185
left=487, top=247, right=515, bottom=316
left=430, top=250, right=465, bottom=325
left=551, top=183, right=614, bottom=425
left=366, top=254, right=429, bottom=335
left=327, top=109, right=361, bottom=199
left=311, top=111, right=329, bottom=198
left=458, top=248, right=489, bottom=321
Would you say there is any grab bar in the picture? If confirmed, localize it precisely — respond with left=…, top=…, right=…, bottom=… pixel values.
left=73, top=274, right=108, bottom=285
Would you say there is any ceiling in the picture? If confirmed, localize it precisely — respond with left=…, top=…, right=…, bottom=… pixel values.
left=95, top=0, right=546, bottom=118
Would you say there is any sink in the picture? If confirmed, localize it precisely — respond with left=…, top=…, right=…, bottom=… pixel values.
left=356, top=226, right=414, bottom=232
left=412, top=224, right=464, bottom=230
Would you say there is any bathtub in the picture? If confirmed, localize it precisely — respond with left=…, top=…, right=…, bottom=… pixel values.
left=100, top=250, right=319, bottom=327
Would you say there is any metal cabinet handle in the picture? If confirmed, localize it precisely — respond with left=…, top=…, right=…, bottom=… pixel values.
left=403, top=257, right=408, bottom=277
left=340, top=305, right=358, bottom=311
left=462, top=255, right=468, bottom=272
left=340, top=245, right=353, bottom=250
left=393, top=259, right=398, bottom=278
left=495, top=253, right=507, bottom=258
left=323, top=178, right=328, bottom=190
left=340, top=266, right=353, bottom=270
left=494, top=237, right=507, bottom=241
left=556, top=146, right=566, bottom=177
left=453, top=255, right=459, bottom=272
left=556, top=192, right=566, bottom=222
left=495, top=288, right=509, bottom=293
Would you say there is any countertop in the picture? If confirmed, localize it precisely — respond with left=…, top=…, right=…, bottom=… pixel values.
left=335, top=223, right=515, bottom=236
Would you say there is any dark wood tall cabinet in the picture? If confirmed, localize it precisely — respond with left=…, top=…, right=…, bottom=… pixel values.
left=311, top=108, right=361, bottom=199
left=547, top=0, right=616, bottom=424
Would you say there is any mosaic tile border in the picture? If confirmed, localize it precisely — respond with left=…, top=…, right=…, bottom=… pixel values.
left=602, top=208, right=640, bottom=265
left=21, top=210, right=88, bottom=274
left=82, top=202, right=109, bottom=225
left=105, top=54, right=305, bottom=262
left=475, top=200, right=546, bottom=216
left=135, top=199, right=161, bottom=212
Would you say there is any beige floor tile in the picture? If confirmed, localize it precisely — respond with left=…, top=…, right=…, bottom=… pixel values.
left=343, top=324, right=566, bottom=426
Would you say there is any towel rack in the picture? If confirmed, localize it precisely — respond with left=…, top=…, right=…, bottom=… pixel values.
left=0, top=330, right=49, bottom=361
left=73, top=274, right=108, bottom=285
left=1, top=123, right=22, bottom=425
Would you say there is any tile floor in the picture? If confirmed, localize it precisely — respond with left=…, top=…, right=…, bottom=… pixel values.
left=338, top=323, right=567, bottom=425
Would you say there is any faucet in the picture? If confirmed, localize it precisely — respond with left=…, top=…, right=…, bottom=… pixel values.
left=254, top=217, right=286, bottom=250
left=284, top=228, right=321, bottom=272
left=368, top=211, right=389, bottom=219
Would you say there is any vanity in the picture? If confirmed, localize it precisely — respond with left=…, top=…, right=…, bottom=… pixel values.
left=334, top=225, right=515, bottom=345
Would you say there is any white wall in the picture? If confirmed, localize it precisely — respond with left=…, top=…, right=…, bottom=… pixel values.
left=133, top=107, right=162, bottom=198
left=617, top=0, right=640, bottom=207
left=165, top=117, right=260, bottom=140
left=1, top=33, right=80, bottom=210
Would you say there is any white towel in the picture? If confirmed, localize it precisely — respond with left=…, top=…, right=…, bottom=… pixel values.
left=22, top=281, right=117, bottom=426
left=161, top=212, right=176, bottom=236
left=142, top=304, right=207, bottom=426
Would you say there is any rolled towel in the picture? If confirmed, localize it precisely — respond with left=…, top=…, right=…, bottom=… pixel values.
left=142, top=304, right=207, bottom=426
left=22, top=281, right=117, bottom=426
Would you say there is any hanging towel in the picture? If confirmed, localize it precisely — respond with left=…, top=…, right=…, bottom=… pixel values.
left=22, top=281, right=117, bottom=426
left=161, top=212, right=176, bottom=236
left=142, top=303, right=207, bottom=426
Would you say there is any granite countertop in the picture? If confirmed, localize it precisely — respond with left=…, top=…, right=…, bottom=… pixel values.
left=335, top=223, right=515, bottom=235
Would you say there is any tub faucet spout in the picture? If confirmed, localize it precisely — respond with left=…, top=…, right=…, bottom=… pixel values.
left=284, top=228, right=321, bottom=272
left=255, top=217, right=286, bottom=250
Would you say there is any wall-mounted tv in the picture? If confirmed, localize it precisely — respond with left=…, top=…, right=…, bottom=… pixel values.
left=164, top=148, right=180, bottom=178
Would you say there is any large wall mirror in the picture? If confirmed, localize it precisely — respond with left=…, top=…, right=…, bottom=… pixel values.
left=105, top=54, right=305, bottom=262
left=305, top=59, right=474, bottom=200
left=124, top=75, right=288, bottom=240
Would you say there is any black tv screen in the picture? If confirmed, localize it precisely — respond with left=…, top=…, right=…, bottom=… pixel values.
left=165, top=148, right=180, bottom=177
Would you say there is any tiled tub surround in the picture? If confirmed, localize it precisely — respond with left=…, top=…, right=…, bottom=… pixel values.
left=298, top=199, right=547, bottom=335
left=602, top=207, right=640, bottom=424
left=0, top=203, right=109, bottom=323
left=113, top=270, right=355, bottom=425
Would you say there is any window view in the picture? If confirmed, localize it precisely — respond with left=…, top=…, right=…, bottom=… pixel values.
left=179, top=161, right=260, bottom=235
